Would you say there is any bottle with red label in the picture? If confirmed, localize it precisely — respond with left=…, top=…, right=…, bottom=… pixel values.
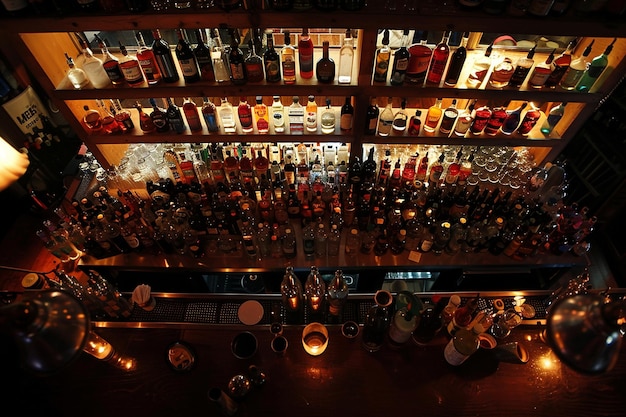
left=182, top=97, right=203, bottom=132
left=238, top=97, right=254, bottom=133
left=469, top=102, right=492, bottom=135
left=426, top=31, right=450, bottom=86
left=483, top=101, right=508, bottom=136
left=516, top=102, right=542, bottom=136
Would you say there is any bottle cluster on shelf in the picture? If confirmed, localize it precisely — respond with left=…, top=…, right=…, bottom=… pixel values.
left=38, top=140, right=593, bottom=265
left=367, top=97, right=567, bottom=138
left=373, top=30, right=616, bottom=93
left=81, top=95, right=354, bottom=136
left=64, top=27, right=357, bottom=89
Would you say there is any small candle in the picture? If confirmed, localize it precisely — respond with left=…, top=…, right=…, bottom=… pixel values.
left=309, top=295, right=321, bottom=311
left=302, top=322, right=329, bottom=356
left=289, top=296, right=299, bottom=311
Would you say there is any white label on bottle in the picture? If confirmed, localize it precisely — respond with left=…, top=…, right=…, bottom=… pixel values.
left=444, top=339, right=469, bottom=366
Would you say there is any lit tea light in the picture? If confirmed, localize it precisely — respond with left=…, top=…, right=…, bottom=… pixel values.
left=288, top=296, right=300, bottom=311
left=309, top=295, right=321, bottom=311
left=302, top=322, right=329, bottom=356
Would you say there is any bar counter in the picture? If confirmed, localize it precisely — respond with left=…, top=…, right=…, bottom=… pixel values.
left=5, top=319, right=626, bottom=417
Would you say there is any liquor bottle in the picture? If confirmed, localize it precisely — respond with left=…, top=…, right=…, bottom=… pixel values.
left=271, top=95, right=285, bottom=133
left=92, top=34, right=124, bottom=86
left=237, top=97, right=253, bottom=134
left=443, top=33, right=468, bottom=87
left=483, top=101, right=508, bottom=136
left=211, top=28, right=230, bottom=83
left=392, top=98, right=409, bottom=134
left=373, top=29, right=391, bottom=83
left=413, top=297, right=446, bottom=345
left=453, top=99, right=476, bottom=137
left=408, top=110, right=422, bottom=135
left=438, top=99, right=458, bottom=135
left=149, top=98, right=169, bottom=132
left=264, top=32, right=282, bottom=83
left=340, top=96, right=354, bottom=132
left=298, top=27, right=314, bottom=79
left=321, top=98, right=336, bottom=134
left=527, top=49, right=555, bottom=89
left=316, top=40, right=335, bottom=83
left=390, top=29, right=410, bottom=86
left=500, top=101, right=526, bottom=135
left=111, top=99, right=134, bottom=132
left=135, top=101, right=156, bottom=133
left=219, top=97, right=237, bottom=133
left=183, top=97, right=203, bottom=132
left=365, top=97, right=379, bottom=135
left=175, top=28, right=201, bottom=83
left=469, top=102, right=491, bottom=135
left=377, top=97, right=394, bottom=136
left=253, top=96, right=269, bottom=134
left=327, top=269, right=348, bottom=317
left=314, top=222, right=328, bottom=257
left=516, top=102, right=542, bottom=136
left=288, top=96, right=305, bottom=134
left=576, top=38, right=616, bottom=92
left=362, top=290, right=393, bottom=352
left=135, top=31, right=162, bottom=85
left=338, top=29, right=354, bottom=84
left=242, top=40, right=264, bottom=83
left=423, top=98, right=443, bottom=133
left=305, top=266, right=326, bottom=314
left=405, top=30, right=432, bottom=85
left=560, top=40, right=594, bottom=90
left=545, top=40, right=575, bottom=88
left=228, top=28, right=247, bottom=85
left=281, top=30, right=297, bottom=84
left=166, top=97, right=186, bottom=134
left=64, top=53, right=90, bottom=90
left=444, top=324, right=482, bottom=366
left=466, top=41, right=494, bottom=88
left=280, top=266, right=303, bottom=313
left=508, top=45, right=536, bottom=88
left=540, top=102, right=567, bottom=135
left=193, top=28, right=215, bottom=83
left=428, top=152, right=445, bottom=185
left=202, top=97, right=219, bottom=132
left=305, top=95, right=318, bottom=133
left=118, top=42, right=146, bottom=87
left=76, top=37, right=110, bottom=89
left=426, top=31, right=450, bottom=86
left=151, top=29, right=180, bottom=83
left=488, top=55, right=515, bottom=88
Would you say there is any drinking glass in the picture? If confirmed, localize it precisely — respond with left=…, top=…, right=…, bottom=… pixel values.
left=302, top=322, right=328, bottom=356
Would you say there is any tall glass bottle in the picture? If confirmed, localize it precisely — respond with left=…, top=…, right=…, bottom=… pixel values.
left=466, top=41, right=493, bottom=88
left=280, top=266, right=303, bottom=315
left=281, top=30, right=297, bottom=84
left=540, top=102, right=567, bottom=135
left=426, top=31, right=450, bottom=86
left=94, top=34, right=125, bottom=86
left=64, top=52, right=90, bottom=90
left=453, top=99, right=476, bottom=137
left=211, top=28, right=230, bottom=83
left=362, top=289, right=393, bottom=352
left=118, top=42, right=146, bottom=86
left=77, top=37, right=110, bottom=89
left=377, top=97, right=394, bottom=137
left=288, top=95, right=305, bottom=134
left=298, top=27, right=314, bottom=79
left=135, top=31, right=162, bottom=85
left=508, top=45, right=536, bottom=88
left=264, top=32, right=282, bottom=83
left=175, top=28, right=201, bottom=83
left=244, top=39, right=264, bottom=83
left=149, top=98, right=169, bottom=133
left=271, top=95, right=285, bottom=133
left=373, top=29, right=391, bottom=83
left=254, top=96, right=270, bottom=134
left=228, top=28, right=247, bottom=85
left=439, top=99, right=458, bottom=135
left=392, top=98, right=409, bottom=135
left=316, top=40, right=335, bottom=83
left=166, top=97, right=186, bottom=134
left=423, top=98, right=443, bottom=133
left=576, top=38, right=616, bottom=92
left=340, top=96, right=354, bottom=132
left=219, top=97, right=237, bottom=133
left=516, top=101, right=542, bottom=136
left=390, top=29, right=410, bottom=86
left=365, top=97, right=379, bottom=135
left=443, top=33, right=468, bottom=87
left=193, top=28, right=215, bottom=82
left=305, top=265, right=326, bottom=315
left=327, top=269, right=349, bottom=318
left=500, top=101, right=526, bottom=135
left=306, top=95, right=318, bottom=133
left=152, top=29, right=180, bottom=83
left=544, top=40, right=575, bottom=88
left=559, top=40, right=594, bottom=90
left=202, top=97, right=219, bottom=132
left=527, top=48, right=555, bottom=89
left=338, top=28, right=354, bottom=84
left=183, top=97, right=203, bottom=132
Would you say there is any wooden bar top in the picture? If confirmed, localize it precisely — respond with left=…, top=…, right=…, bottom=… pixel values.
left=5, top=323, right=626, bottom=417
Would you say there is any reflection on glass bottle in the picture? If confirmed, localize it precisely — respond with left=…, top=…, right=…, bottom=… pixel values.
left=362, top=289, right=394, bottom=352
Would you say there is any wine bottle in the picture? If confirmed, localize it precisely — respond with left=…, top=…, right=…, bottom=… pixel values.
left=228, top=28, right=247, bottom=85
left=244, top=40, right=265, bottom=83
left=193, top=28, right=216, bottom=83
left=298, top=27, right=314, bottom=79
left=390, top=29, right=410, bottom=86
left=175, top=28, right=201, bottom=83
left=443, top=33, right=468, bottom=87
left=340, top=96, right=354, bottom=132
left=152, top=29, right=180, bottom=83
left=149, top=98, right=169, bottom=133
left=426, top=31, right=450, bottom=86
left=264, top=32, right=282, bottom=83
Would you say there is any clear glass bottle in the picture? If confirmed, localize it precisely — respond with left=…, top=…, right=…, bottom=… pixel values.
left=211, top=28, right=230, bottom=83
left=244, top=39, right=265, bottom=83
left=444, top=324, right=482, bottom=366
left=118, top=42, right=146, bottom=86
left=338, top=28, right=354, bottom=84
left=320, top=98, right=336, bottom=134
left=77, top=37, right=110, bottom=88
left=64, top=53, right=90, bottom=89
left=466, top=41, right=494, bottom=88
left=392, top=98, right=409, bottom=135
left=305, top=265, right=325, bottom=314
left=288, top=95, right=305, bottom=134
left=377, top=97, right=394, bottom=137
left=306, top=95, right=318, bottom=133
left=527, top=49, right=555, bottom=89
left=271, top=95, right=285, bottom=133
left=94, top=34, right=125, bottom=86
left=219, top=97, right=237, bottom=133
left=280, top=265, right=303, bottom=313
